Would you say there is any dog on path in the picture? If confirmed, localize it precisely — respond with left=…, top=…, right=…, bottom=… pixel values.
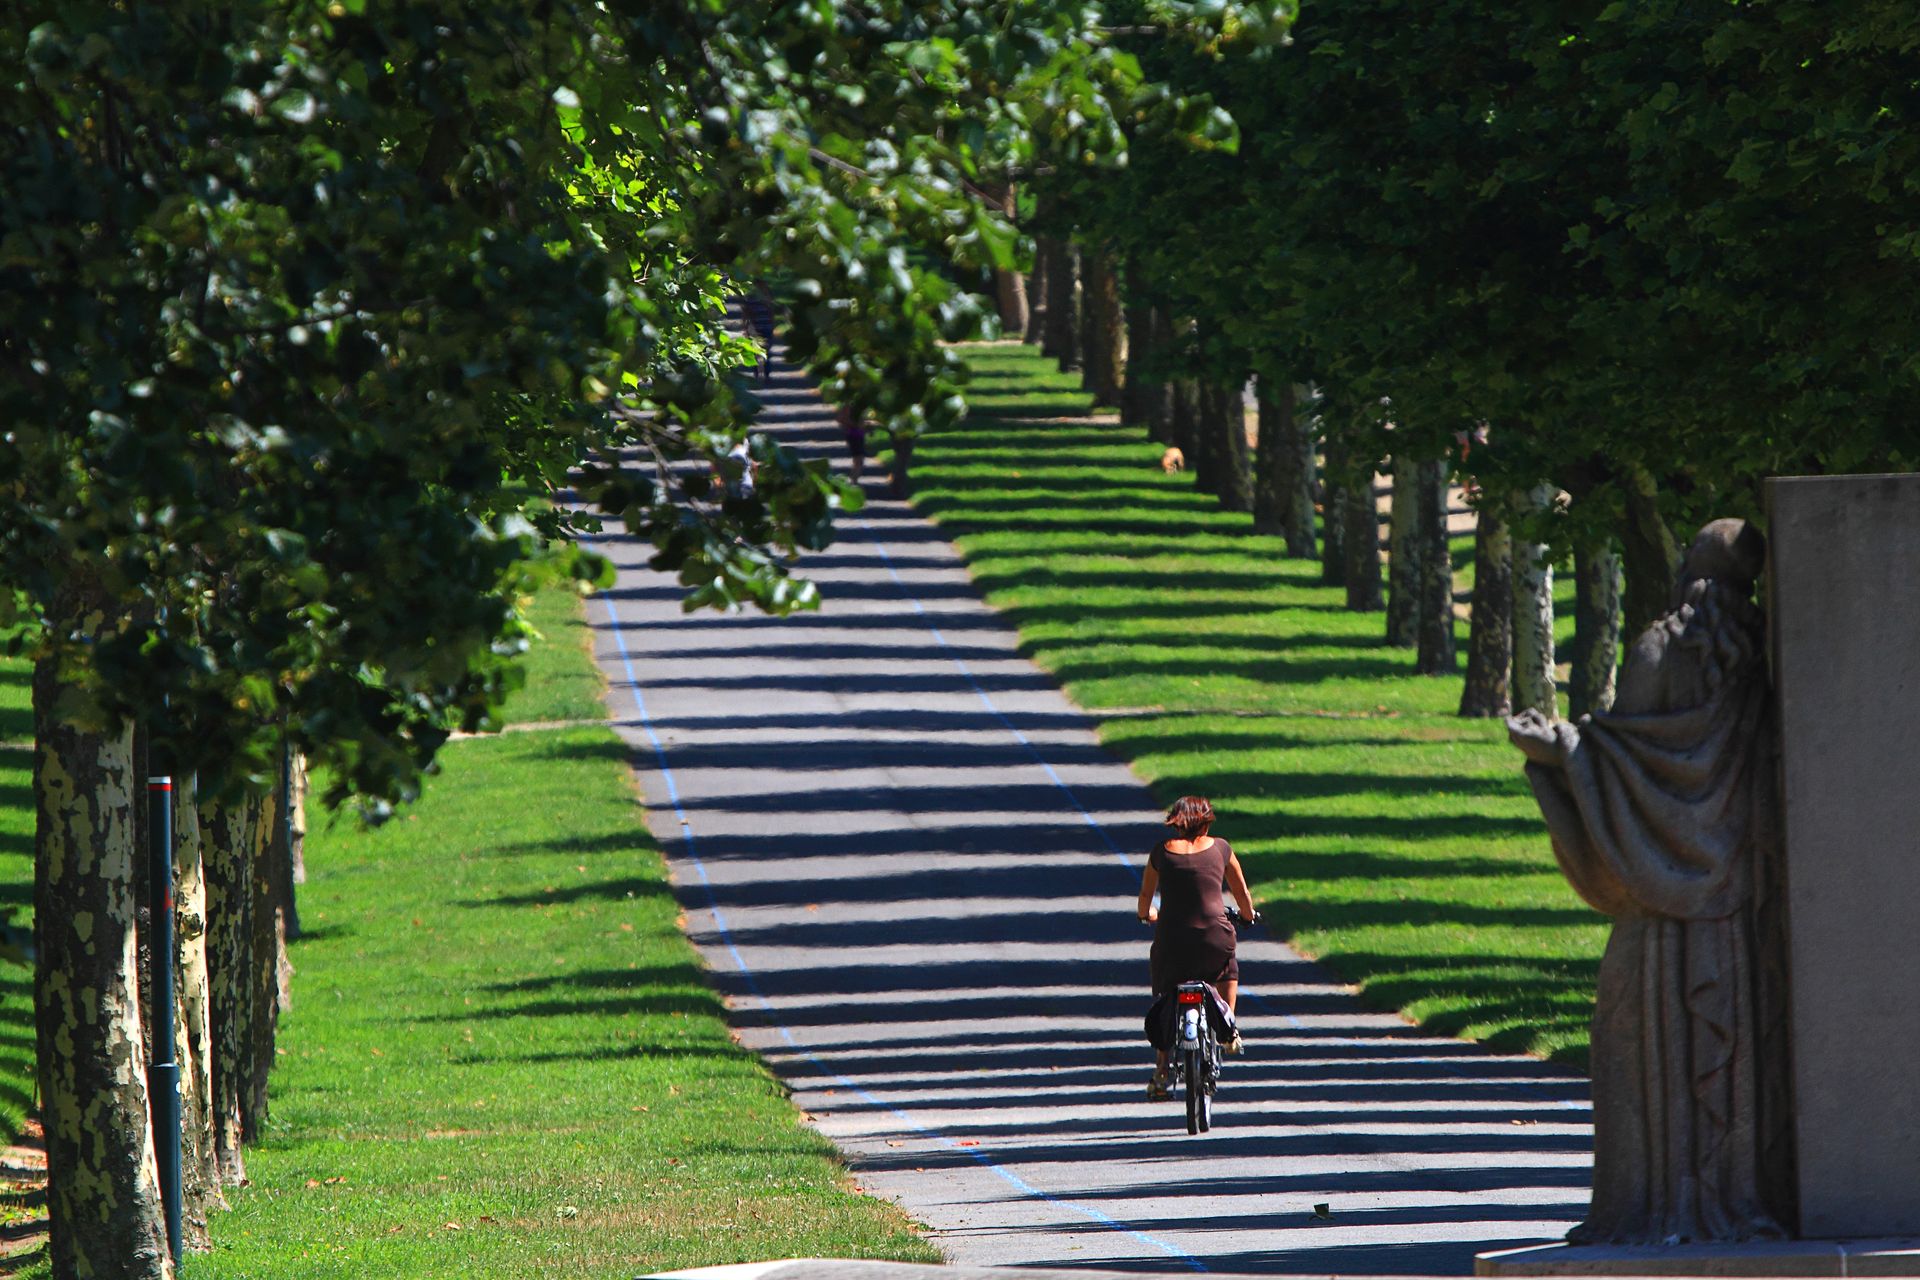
left=1161, top=446, right=1185, bottom=474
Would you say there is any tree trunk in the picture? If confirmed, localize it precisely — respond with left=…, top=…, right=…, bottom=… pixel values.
left=1415, top=457, right=1457, bottom=674
left=1079, top=253, right=1124, bottom=406
left=1253, top=377, right=1316, bottom=557
left=1146, top=309, right=1177, bottom=444
left=1042, top=241, right=1080, bottom=371
left=1201, top=382, right=1253, bottom=513
left=202, top=790, right=253, bottom=1186
left=1187, top=379, right=1223, bottom=498
left=1024, top=238, right=1050, bottom=344
left=34, top=580, right=174, bottom=1279
left=1385, top=455, right=1422, bottom=647
left=1169, top=379, right=1200, bottom=460
left=1459, top=505, right=1514, bottom=716
left=1620, top=463, right=1681, bottom=640
left=1119, top=303, right=1153, bottom=436
left=1571, top=542, right=1623, bottom=719
left=173, top=772, right=224, bottom=1244
left=285, top=752, right=307, bottom=939
left=1511, top=483, right=1558, bottom=717
left=1321, top=434, right=1348, bottom=587
left=984, top=183, right=1028, bottom=336
left=1344, top=465, right=1384, bottom=611
left=246, top=784, right=284, bottom=1140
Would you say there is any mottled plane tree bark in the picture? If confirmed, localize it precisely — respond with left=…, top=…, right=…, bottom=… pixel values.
left=34, top=579, right=172, bottom=1280
left=1459, top=506, right=1515, bottom=717
left=1570, top=542, right=1623, bottom=718
left=1415, top=457, right=1457, bottom=674
left=1512, top=484, right=1559, bottom=717
left=1385, top=456, right=1422, bottom=647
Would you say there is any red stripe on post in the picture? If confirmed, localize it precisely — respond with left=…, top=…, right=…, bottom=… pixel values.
left=147, top=777, right=173, bottom=791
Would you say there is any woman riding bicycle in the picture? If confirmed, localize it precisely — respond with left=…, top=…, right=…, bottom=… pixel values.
left=1137, top=795, right=1256, bottom=1099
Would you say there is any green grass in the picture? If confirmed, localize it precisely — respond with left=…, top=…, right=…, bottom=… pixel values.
left=498, top=584, right=610, bottom=727
left=0, top=637, right=33, bottom=1147
left=190, top=586, right=933, bottom=1277
left=0, top=577, right=614, bottom=1173
left=920, top=342, right=1604, bottom=1064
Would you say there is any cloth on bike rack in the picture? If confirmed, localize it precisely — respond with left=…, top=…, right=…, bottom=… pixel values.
left=1143, top=982, right=1236, bottom=1051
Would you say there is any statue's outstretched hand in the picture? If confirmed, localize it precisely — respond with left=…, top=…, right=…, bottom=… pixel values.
left=1506, top=708, right=1566, bottom=765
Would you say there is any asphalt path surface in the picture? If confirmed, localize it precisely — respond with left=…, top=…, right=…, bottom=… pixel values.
left=590, top=345, right=1592, bottom=1275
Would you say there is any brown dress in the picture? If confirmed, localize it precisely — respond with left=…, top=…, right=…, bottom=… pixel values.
left=1149, top=838, right=1238, bottom=994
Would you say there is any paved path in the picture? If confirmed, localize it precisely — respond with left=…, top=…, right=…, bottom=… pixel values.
left=590, top=348, right=1592, bottom=1275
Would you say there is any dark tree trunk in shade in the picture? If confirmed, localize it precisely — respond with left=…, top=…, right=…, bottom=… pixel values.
left=1511, top=483, right=1558, bottom=717
left=1185, top=378, right=1221, bottom=493
left=1321, top=433, right=1348, bottom=587
left=1168, top=379, right=1200, bottom=460
left=1415, top=457, right=1458, bottom=674
left=202, top=791, right=254, bottom=1185
left=245, top=783, right=285, bottom=1137
left=1202, top=382, right=1253, bottom=512
left=1344, top=465, right=1384, bottom=611
left=1145, top=309, right=1178, bottom=444
left=1119, top=304, right=1154, bottom=435
left=34, top=576, right=174, bottom=1279
left=1253, top=378, right=1317, bottom=557
left=1620, top=464, right=1682, bottom=640
left=173, top=773, right=224, bottom=1244
left=1459, top=505, right=1515, bottom=716
left=1571, top=541, right=1624, bottom=718
left=1024, top=239, right=1050, bottom=344
left=1079, top=253, right=1124, bottom=406
left=983, top=183, right=1028, bottom=335
left=1042, top=241, right=1080, bottom=371
left=1385, top=455, right=1422, bottom=647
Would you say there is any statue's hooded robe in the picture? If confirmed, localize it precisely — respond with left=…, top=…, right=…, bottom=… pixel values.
left=1519, top=534, right=1795, bottom=1244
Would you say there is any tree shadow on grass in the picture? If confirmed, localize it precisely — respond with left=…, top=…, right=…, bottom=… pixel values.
left=469, top=874, right=673, bottom=908
left=482, top=964, right=709, bottom=996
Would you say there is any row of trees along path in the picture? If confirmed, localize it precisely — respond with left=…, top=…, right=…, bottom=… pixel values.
left=16, top=1, right=1920, bottom=1273
left=1002, top=252, right=1612, bottom=724
left=990, top=4, right=1920, bottom=713
left=6, top=3, right=1293, bottom=1274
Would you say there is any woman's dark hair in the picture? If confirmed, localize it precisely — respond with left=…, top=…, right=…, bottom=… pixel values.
left=1165, top=795, right=1214, bottom=838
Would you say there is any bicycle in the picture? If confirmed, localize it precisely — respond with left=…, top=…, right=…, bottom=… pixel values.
left=1154, top=907, right=1259, bottom=1135
left=1172, top=980, right=1221, bottom=1134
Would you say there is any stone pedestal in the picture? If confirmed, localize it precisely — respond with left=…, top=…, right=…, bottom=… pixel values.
left=1478, top=1239, right=1920, bottom=1277
left=1769, top=473, right=1920, bottom=1238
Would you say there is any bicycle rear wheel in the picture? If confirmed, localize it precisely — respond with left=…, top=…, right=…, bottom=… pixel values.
left=1184, top=1049, right=1203, bottom=1134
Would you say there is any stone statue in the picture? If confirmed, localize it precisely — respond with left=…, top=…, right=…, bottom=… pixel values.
left=1508, top=519, right=1795, bottom=1245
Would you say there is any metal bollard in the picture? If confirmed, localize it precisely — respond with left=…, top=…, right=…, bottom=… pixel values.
left=146, top=774, right=182, bottom=1264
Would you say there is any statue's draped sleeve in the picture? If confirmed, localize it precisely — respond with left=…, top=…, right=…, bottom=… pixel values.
left=1523, top=660, right=1768, bottom=923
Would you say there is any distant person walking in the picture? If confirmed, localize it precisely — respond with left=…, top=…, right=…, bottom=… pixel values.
left=836, top=404, right=868, bottom=482
left=742, top=284, right=778, bottom=382
left=1137, top=795, right=1256, bottom=1099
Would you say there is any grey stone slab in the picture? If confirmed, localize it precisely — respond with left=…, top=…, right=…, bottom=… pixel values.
left=651, top=1261, right=1459, bottom=1280
left=1768, top=474, right=1920, bottom=1239
left=1479, top=1238, right=1920, bottom=1277
left=651, top=1261, right=1430, bottom=1280
left=595, top=346, right=1592, bottom=1274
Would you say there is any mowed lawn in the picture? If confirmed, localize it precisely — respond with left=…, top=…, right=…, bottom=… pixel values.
left=914, top=342, right=1604, bottom=1064
left=143, top=585, right=934, bottom=1277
